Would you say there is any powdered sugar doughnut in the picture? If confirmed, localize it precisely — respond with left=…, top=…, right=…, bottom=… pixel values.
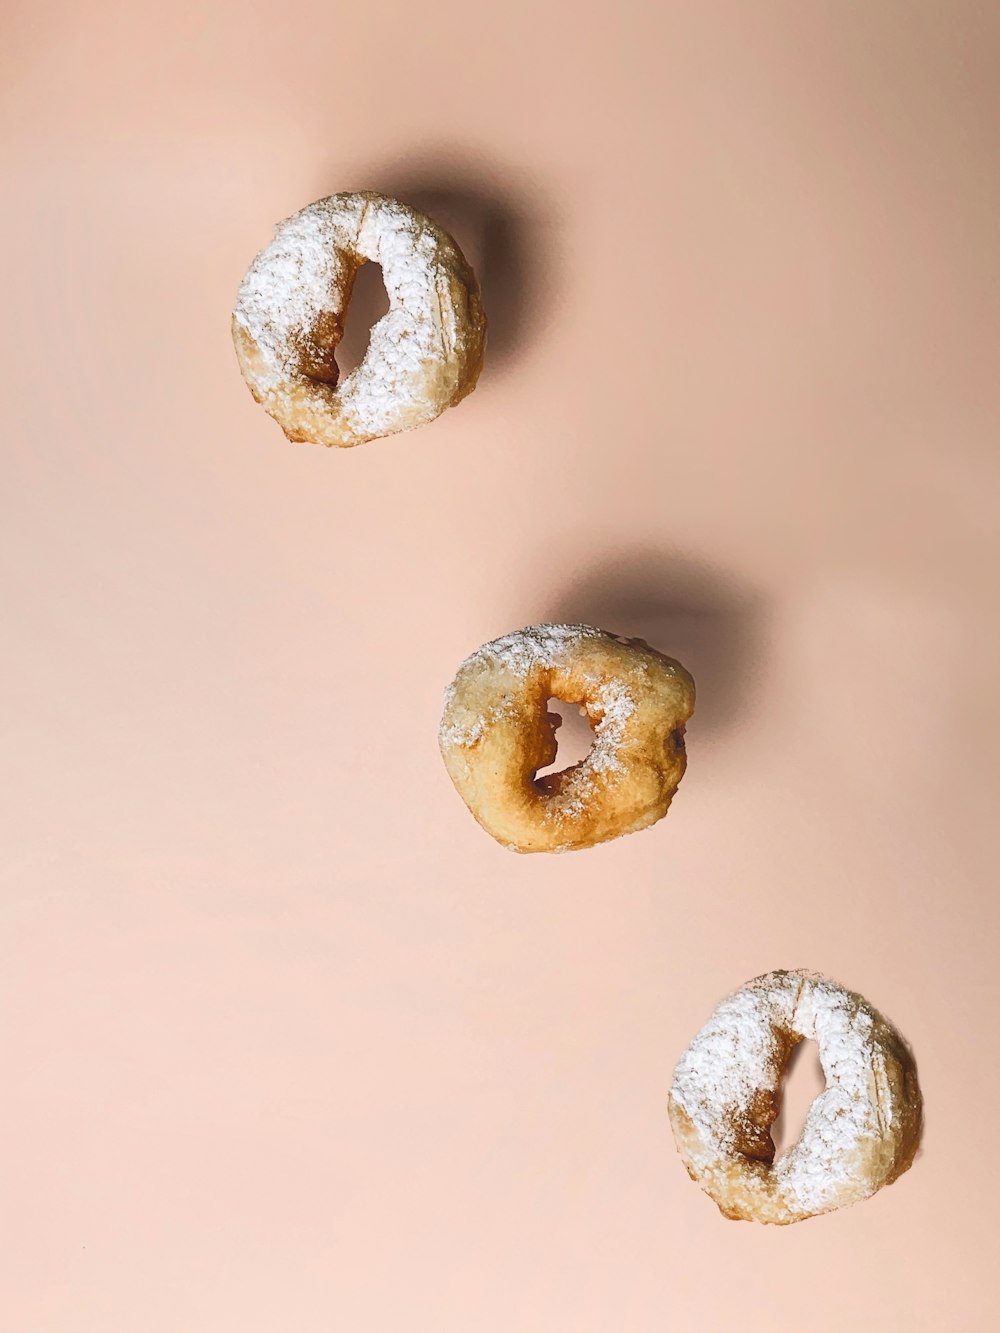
left=669, top=970, right=922, bottom=1225
left=232, top=192, right=486, bottom=448
left=439, top=624, right=695, bottom=853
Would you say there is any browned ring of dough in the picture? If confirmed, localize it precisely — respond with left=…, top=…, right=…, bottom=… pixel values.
left=232, top=192, right=486, bottom=448
left=668, top=970, right=923, bottom=1225
left=439, top=624, right=695, bottom=853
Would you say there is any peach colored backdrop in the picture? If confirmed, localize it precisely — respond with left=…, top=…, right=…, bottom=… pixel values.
left=3, top=2, right=999, bottom=1329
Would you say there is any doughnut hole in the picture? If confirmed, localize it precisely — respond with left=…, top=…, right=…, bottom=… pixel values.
left=534, top=699, right=595, bottom=779
left=771, top=1038, right=826, bottom=1159
left=336, top=260, right=391, bottom=377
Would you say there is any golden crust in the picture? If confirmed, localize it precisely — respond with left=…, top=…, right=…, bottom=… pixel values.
left=232, top=192, right=486, bottom=448
left=668, top=970, right=923, bottom=1225
left=438, top=624, right=695, bottom=853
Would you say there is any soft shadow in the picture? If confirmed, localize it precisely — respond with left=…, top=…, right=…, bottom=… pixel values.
left=360, top=152, right=554, bottom=370
left=545, top=549, right=768, bottom=739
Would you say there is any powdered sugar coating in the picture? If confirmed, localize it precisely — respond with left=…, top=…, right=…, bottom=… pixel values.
left=232, top=192, right=485, bottom=447
left=444, top=624, right=608, bottom=682
left=669, top=970, right=922, bottom=1224
left=439, top=624, right=695, bottom=854
left=439, top=626, right=636, bottom=806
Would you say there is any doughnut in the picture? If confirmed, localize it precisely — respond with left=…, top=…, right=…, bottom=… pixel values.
left=232, top=192, right=486, bottom=448
left=668, top=970, right=922, bottom=1225
left=439, top=624, right=695, bottom=853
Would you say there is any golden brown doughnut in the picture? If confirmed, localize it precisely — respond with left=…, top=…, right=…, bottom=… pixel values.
left=232, top=192, right=486, bottom=447
left=439, top=624, right=695, bottom=853
left=668, top=970, right=923, bottom=1225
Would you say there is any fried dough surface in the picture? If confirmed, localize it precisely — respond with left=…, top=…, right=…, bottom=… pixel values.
left=439, top=624, right=695, bottom=853
left=669, top=970, right=923, bottom=1224
left=233, top=192, right=486, bottom=447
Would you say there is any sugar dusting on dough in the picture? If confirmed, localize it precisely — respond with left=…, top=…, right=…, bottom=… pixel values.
left=234, top=199, right=356, bottom=386
left=438, top=625, right=643, bottom=835
left=670, top=971, right=905, bottom=1222
left=439, top=623, right=694, bottom=854
left=544, top=678, right=636, bottom=820
left=439, top=626, right=635, bottom=774
left=233, top=193, right=472, bottom=443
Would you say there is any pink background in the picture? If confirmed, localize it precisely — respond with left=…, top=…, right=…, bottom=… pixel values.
left=3, top=2, right=999, bottom=1329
